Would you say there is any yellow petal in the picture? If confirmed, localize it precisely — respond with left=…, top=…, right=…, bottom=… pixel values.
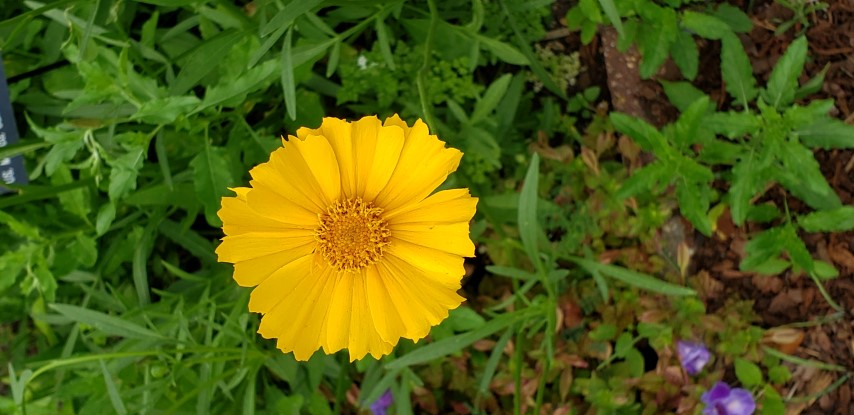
left=348, top=270, right=395, bottom=361
left=219, top=193, right=313, bottom=236
left=384, top=188, right=478, bottom=224
left=377, top=255, right=465, bottom=340
left=244, top=185, right=319, bottom=228
left=248, top=151, right=325, bottom=214
left=290, top=134, right=342, bottom=204
left=365, top=265, right=408, bottom=343
left=317, top=117, right=356, bottom=198
left=390, top=222, right=475, bottom=257
left=385, top=239, right=465, bottom=288
left=322, top=270, right=354, bottom=353
left=374, top=118, right=463, bottom=211
left=216, top=231, right=315, bottom=263
left=233, top=246, right=315, bottom=287
left=359, top=125, right=405, bottom=202
left=248, top=255, right=314, bottom=313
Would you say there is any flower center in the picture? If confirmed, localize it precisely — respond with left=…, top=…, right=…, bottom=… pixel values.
left=315, top=198, right=391, bottom=272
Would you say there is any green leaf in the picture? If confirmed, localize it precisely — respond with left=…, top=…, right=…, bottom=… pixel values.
left=589, top=324, right=618, bottom=341
left=714, top=4, right=753, bottom=33
left=762, top=385, right=786, bottom=415
left=741, top=227, right=785, bottom=272
left=95, top=201, right=116, bottom=235
left=197, top=59, right=278, bottom=112
left=670, top=29, right=698, bottom=80
left=49, top=303, right=165, bottom=340
left=735, top=358, right=763, bottom=387
left=610, top=112, right=666, bottom=152
left=706, top=111, right=761, bottom=138
left=568, top=256, right=696, bottom=296
left=616, top=162, right=667, bottom=199
left=281, top=27, right=297, bottom=121
left=763, top=36, right=808, bottom=109
left=795, top=63, right=829, bottom=100
left=0, top=140, right=50, bottom=160
left=518, top=153, right=542, bottom=270
left=385, top=308, right=538, bottom=370
left=720, top=32, right=758, bottom=107
left=672, top=96, right=711, bottom=147
left=798, top=207, right=854, bottom=232
left=676, top=180, right=712, bottom=236
left=374, top=15, right=395, bottom=70
left=680, top=11, right=731, bottom=40
left=728, top=154, right=763, bottom=226
left=637, top=7, right=677, bottom=78
left=100, top=360, right=128, bottom=415
left=596, top=0, right=623, bottom=37
left=781, top=224, right=814, bottom=274
left=190, top=144, right=235, bottom=227
left=775, top=141, right=841, bottom=211
left=661, top=81, right=708, bottom=112
left=108, top=147, right=145, bottom=201
left=133, top=96, right=200, bottom=124
left=476, top=35, right=529, bottom=65
left=259, top=0, right=324, bottom=37
left=698, top=139, right=742, bottom=165
left=169, top=29, right=247, bottom=95
left=797, top=118, right=854, bottom=149
left=813, top=260, right=839, bottom=280
left=471, top=74, right=512, bottom=124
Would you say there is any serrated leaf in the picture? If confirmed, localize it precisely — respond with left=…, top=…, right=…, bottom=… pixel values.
left=616, top=162, right=667, bottom=199
left=670, top=29, right=698, bottom=80
left=108, top=147, right=145, bottom=201
left=676, top=180, right=712, bottom=236
left=797, top=118, right=854, bottom=149
left=735, top=358, right=764, bottom=387
left=714, top=4, right=753, bottom=33
left=611, top=112, right=666, bottom=152
left=782, top=224, right=814, bottom=274
left=763, top=36, right=807, bottom=109
left=741, top=227, right=785, bottom=271
left=191, top=145, right=234, bottom=227
left=672, top=96, right=710, bottom=147
left=721, top=32, right=758, bottom=107
left=798, top=206, right=854, bottom=232
left=705, top=111, right=761, bottom=138
left=729, top=154, right=763, bottom=226
left=638, top=7, right=677, bottom=78
left=775, top=140, right=841, bottom=210
left=169, top=29, right=247, bottom=95
left=661, top=81, right=708, bottom=112
left=680, top=11, right=731, bottom=40
left=133, top=96, right=200, bottom=124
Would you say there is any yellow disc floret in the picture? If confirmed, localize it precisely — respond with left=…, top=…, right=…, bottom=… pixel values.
left=315, top=198, right=391, bottom=271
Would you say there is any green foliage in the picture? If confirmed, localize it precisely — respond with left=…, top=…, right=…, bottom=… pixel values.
left=566, top=1, right=752, bottom=80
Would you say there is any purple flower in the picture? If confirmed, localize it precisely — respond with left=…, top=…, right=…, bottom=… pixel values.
left=370, top=390, right=393, bottom=415
left=701, top=382, right=756, bottom=415
left=677, top=340, right=711, bottom=375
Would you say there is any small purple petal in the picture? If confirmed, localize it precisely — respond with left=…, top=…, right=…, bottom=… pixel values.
left=701, top=382, right=731, bottom=405
left=677, top=340, right=711, bottom=375
left=700, top=382, right=756, bottom=415
left=370, top=390, right=393, bottom=415
left=723, top=389, right=756, bottom=415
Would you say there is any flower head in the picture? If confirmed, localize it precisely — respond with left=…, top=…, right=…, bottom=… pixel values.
left=677, top=340, right=711, bottom=375
left=216, top=115, right=477, bottom=361
left=701, top=382, right=756, bottom=415
left=370, top=390, right=393, bottom=415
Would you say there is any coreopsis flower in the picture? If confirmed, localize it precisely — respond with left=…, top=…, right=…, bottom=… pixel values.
left=677, top=340, right=711, bottom=375
left=216, top=115, right=477, bottom=361
left=701, top=382, right=756, bottom=415
left=369, top=390, right=393, bottom=415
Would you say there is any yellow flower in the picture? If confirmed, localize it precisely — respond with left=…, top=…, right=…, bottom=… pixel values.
left=216, top=115, right=478, bottom=361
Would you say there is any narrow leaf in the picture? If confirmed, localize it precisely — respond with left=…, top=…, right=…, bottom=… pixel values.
left=518, top=153, right=541, bottom=270
left=49, top=303, right=164, bottom=340
left=568, top=257, right=696, bottom=296
left=799, top=207, right=854, bottom=232
left=721, top=32, right=758, bottom=107
left=281, top=27, right=297, bottom=121
left=763, top=36, right=807, bottom=109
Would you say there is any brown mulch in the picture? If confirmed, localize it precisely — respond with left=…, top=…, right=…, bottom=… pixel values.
left=552, top=0, right=854, bottom=413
